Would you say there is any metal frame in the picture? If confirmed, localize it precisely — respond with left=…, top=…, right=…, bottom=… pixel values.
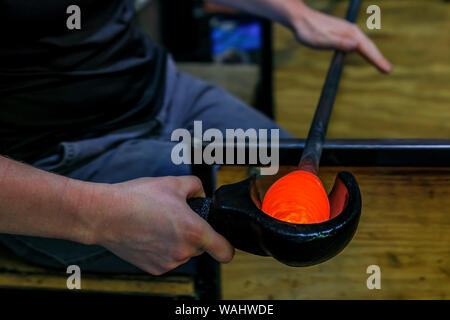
left=192, top=139, right=450, bottom=167
left=255, top=19, right=275, bottom=118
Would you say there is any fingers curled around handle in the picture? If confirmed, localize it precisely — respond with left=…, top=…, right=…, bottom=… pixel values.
left=188, top=207, right=235, bottom=264
left=201, top=225, right=235, bottom=264
left=175, top=175, right=205, bottom=198
left=178, top=176, right=235, bottom=263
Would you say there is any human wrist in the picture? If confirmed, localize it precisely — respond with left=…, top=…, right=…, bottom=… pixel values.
left=284, top=0, right=309, bottom=32
left=65, top=180, right=118, bottom=246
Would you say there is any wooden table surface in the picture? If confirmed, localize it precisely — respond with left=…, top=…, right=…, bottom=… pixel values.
left=220, top=166, right=450, bottom=299
left=221, top=0, right=450, bottom=299
left=275, top=0, right=450, bottom=139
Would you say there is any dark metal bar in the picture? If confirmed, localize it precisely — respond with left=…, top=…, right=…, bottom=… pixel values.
left=285, top=139, right=450, bottom=167
left=257, top=19, right=275, bottom=119
left=299, top=0, right=362, bottom=173
left=192, top=139, right=450, bottom=167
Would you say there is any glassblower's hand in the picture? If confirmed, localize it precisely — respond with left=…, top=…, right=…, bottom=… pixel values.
left=291, top=3, right=392, bottom=73
left=93, top=176, right=234, bottom=275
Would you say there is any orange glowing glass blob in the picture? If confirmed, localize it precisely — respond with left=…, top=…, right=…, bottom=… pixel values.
left=262, top=170, right=330, bottom=224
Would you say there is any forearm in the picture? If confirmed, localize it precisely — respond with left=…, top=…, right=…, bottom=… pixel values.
left=0, top=155, right=234, bottom=275
left=207, top=0, right=306, bottom=29
left=0, top=156, right=108, bottom=245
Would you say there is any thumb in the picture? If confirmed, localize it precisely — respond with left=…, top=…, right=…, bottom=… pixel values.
left=202, top=225, right=235, bottom=264
left=184, top=202, right=235, bottom=264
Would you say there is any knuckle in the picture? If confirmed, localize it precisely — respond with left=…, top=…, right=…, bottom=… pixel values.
left=182, top=222, right=205, bottom=245
left=348, top=24, right=360, bottom=36
left=337, top=39, right=347, bottom=48
left=167, top=176, right=181, bottom=188
left=161, top=176, right=186, bottom=195
left=180, top=175, right=204, bottom=194
left=189, top=175, right=202, bottom=188
left=172, top=247, right=191, bottom=261
left=184, top=229, right=205, bottom=247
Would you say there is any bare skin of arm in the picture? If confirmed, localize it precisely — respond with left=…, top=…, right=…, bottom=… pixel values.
left=0, top=156, right=233, bottom=275
left=209, top=0, right=392, bottom=73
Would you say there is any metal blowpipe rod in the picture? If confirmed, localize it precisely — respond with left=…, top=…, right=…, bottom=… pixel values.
left=298, top=0, right=362, bottom=175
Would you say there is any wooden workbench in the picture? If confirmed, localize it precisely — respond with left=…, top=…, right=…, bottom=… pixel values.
left=275, top=0, right=450, bottom=139
left=220, top=166, right=450, bottom=299
left=221, top=0, right=450, bottom=299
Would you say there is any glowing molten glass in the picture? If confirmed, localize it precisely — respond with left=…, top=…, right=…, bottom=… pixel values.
left=262, top=170, right=330, bottom=224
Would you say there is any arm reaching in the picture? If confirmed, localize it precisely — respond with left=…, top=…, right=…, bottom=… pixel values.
left=0, top=156, right=233, bottom=275
left=208, top=0, right=392, bottom=73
